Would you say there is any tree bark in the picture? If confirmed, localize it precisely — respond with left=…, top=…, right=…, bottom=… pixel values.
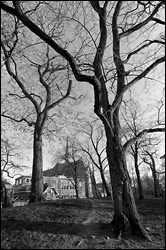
left=104, top=117, right=150, bottom=240
left=100, top=169, right=112, bottom=198
left=152, top=169, right=160, bottom=198
left=143, top=152, right=160, bottom=198
left=150, top=156, right=160, bottom=198
left=29, top=119, right=44, bottom=203
left=90, top=171, right=98, bottom=198
left=75, top=180, right=79, bottom=199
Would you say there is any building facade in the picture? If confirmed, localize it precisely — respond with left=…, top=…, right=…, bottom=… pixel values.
left=43, top=175, right=86, bottom=199
left=13, top=175, right=31, bottom=200
left=13, top=174, right=87, bottom=200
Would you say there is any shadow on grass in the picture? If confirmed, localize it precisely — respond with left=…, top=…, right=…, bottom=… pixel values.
left=1, top=219, right=114, bottom=238
left=30, top=198, right=114, bottom=211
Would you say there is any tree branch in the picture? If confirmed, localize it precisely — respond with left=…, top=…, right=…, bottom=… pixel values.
left=111, top=56, right=165, bottom=112
left=119, top=2, right=164, bottom=38
left=1, top=169, right=22, bottom=179
left=1, top=39, right=40, bottom=114
left=1, top=112, right=35, bottom=126
left=123, top=127, right=165, bottom=152
left=123, top=40, right=165, bottom=64
left=1, top=1, right=95, bottom=86
left=47, top=80, right=72, bottom=110
left=151, top=17, right=165, bottom=25
left=126, top=56, right=165, bottom=90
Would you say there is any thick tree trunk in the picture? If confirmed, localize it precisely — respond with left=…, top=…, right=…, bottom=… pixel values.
left=29, top=125, right=43, bottom=203
left=106, top=131, right=150, bottom=240
left=100, top=169, right=112, bottom=198
left=134, top=148, right=144, bottom=200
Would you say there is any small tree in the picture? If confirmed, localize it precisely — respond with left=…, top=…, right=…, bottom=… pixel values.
left=78, top=120, right=112, bottom=197
left=142, top=148, right=160, bottom=198
left=122, top=101, right=143, bottom=199
left=1, top=138, right=27, bottom=208
left=56, top=139, right=87, bottom=198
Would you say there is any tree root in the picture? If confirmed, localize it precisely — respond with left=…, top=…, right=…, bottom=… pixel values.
left=110, top=214, right=152, bottom=241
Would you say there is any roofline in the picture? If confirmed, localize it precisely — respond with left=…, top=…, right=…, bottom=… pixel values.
left=15, top=175, right=32, bottom=180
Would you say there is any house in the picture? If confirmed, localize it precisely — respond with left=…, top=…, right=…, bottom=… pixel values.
left=43, top=186, right=59, bottom=200
left=43, top=159, right=91, bottom=198
left=13, top=175, right=31, bottom=200
left=13, top=174, right=87, bottom=201
left=14, top=175, right=31, bottom=193
left=43, top=175, right=86, bottom=199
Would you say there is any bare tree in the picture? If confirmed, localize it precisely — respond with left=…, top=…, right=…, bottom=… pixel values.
left=1, top=1, right=165, bottom=239
left=1, top=16, right=72, bottom=202
left=56, top=139, right=87, bottom=199
left=1, top=138, right=27, bottom=179
left=122, top=100, right=146, bottom=200
left=78, top=120, right=112, bottom=197
left=141, top=146, right=161, bottom=198
left=1, top=138, right=27, bottom=208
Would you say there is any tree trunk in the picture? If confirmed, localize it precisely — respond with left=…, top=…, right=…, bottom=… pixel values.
left=29, top=124, right=44, bottom=203
left=75, top=183, right=79, bottom=199
left=152, top=170, right=160, bottom=198
left=100, top=169, right=112, bottom=198
left=90, top=172, right=98, bottom=198
left=1, top=174, right=13, bottom=208
left=134, top=147, right=144, bottom=200
left=105, top=129, right=150, bottom=240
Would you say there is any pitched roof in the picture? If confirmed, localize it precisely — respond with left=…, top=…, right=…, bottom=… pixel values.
left=43, top=186, right=59, bottom=196
left=43, top=159, right=88, bottom=179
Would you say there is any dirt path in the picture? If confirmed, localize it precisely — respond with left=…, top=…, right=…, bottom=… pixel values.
left=72, top=199, right=113, bottom=239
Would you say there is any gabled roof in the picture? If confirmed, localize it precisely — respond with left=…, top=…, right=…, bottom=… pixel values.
left=43, top=186, right=59, bottom=195
left=43, top=159, right=88, bottom=179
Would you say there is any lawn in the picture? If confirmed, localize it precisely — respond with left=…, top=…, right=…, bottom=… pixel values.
left=1, top=197, right=165, bottom=249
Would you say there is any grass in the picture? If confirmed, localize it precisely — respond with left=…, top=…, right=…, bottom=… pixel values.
left=1, top=197, right=165, bottom=249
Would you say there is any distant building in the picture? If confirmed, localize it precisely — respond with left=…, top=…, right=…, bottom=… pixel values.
left=13, top=175, right=31, bottom=200
left=43, top=175, right=86, bottom=199
left=13, top=173, right=88, bottom=200
left=43, top=186, right=59, bottom=200
left=43, top=159, right=92, bottom=198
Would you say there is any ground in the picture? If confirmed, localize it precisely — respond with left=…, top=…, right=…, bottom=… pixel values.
left=1, top=197, right=165, bottom=249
